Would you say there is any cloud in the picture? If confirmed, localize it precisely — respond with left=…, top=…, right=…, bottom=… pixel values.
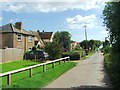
left=1, top=0, right=111, bottom=13
left=66, top=14, right=97, bottom=29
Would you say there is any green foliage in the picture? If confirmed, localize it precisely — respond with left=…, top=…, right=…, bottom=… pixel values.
left=103, top=2, right=120, bottom=89
left=62, top=51, right=80, bottom=60
left=73, top=45, right=82, bottom=50
left=102, top=40, right=111, bottom=54
left=44, top=42, right=62, bottom=60
left=32, top=46, right=37, bottom=51
left=53, top=31, right=71, bottom=51
left=80, top=39, right=101, bottom=51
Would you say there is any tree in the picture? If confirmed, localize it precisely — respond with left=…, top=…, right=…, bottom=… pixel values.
left=53, top=31, right=71, bottom=51
left=103, top=2, right=120, bottom=89
left=44, top=42, right=62, bottom=60
left=80, top=40, right=101, bottom=51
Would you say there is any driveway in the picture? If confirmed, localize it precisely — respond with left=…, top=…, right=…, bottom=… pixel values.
left=44, top=52, right=112, bottom=88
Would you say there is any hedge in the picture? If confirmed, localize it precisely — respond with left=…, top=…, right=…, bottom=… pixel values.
left=62, top=51, right=80, bottom=60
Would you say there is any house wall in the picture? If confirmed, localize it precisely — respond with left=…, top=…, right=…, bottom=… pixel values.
left=1, top=33, right=14, bottom=48
left=25, top=35, right=34, bottom=51
left=13, top=33, right=34, bottom=52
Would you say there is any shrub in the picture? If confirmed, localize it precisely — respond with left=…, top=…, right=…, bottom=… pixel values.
left=44, top=42, right=62, bottom=60
left=62, top=51, right=80, bottom=60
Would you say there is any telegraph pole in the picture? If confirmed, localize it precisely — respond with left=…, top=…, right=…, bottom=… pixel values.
left=84, top=25, right=88, bottom=55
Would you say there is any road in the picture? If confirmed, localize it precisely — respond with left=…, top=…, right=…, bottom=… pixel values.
left=44, top=52, right=112, bottom=89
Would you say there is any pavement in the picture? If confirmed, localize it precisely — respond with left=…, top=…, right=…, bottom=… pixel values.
left=43, top=52, right=112, bottom=89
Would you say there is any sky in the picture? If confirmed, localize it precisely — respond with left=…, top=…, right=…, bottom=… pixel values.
left=0, top=0, right=112, bottom=42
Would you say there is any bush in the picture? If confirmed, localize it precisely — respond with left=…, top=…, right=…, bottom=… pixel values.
left=104, top=53, right=120, bottom=89
left=44, top=42, right=62, bottom=60
left=72, top=46, right=86, bottom=58
left=62, top=51, right=80, bottom=60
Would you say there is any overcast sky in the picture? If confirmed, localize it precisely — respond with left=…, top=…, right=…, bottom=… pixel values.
left=0, top=0, right=111, bottom=42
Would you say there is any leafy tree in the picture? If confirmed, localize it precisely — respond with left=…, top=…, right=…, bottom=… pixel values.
left=53, top=31, right=71, bottom=51
left=80, top=40, right=101, bottom=51
left=103, top=2, right=120, bottom=89
left=44, top=42, right=62, bottom=60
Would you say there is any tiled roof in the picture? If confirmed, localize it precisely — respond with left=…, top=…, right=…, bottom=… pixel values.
left=0, top=23, right=34, bottom=36
left=39, top=32, right=53, bottom=39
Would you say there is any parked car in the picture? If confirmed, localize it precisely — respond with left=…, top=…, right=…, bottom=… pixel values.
left=24, top=50, right=49, bottom=61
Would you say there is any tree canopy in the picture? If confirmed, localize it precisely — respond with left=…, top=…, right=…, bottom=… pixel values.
left=103, top=2, right=120, bottom=89
left=53, top=31, right=71, bottom=51
left=80, top=39, right=101, bottom=51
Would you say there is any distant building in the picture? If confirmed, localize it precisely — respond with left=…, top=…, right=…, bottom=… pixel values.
left=30, top=30, right=45, bottom=48
left=70, top=41, right=80, bottom=50
left=37, top=30, right=54, bottom=42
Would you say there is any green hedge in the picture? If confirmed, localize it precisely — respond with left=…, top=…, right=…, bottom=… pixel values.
left=62, top=51, right=80, bottom=60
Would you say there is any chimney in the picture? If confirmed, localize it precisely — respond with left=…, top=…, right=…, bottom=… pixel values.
left=37, top=30, right=40, bottom=33
left=15, top=22, right=22, bottom=30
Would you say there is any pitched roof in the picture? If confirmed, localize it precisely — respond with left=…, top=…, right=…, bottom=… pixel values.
left=30, top=30, right=45, bottom=46
left=38, top=32, right=53, bottom=39
left=0, top=23, right=34, bottom=36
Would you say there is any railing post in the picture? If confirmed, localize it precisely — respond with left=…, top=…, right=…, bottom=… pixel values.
left=52, top=62, right=55, bottom=68
left=29, top=68, right=32, bottom=77
left=59, top=60, right=61, bottom=65
left=43, top=64, right=46, bottom=72
left=68, top=57, right=70, bottom=62
left=64, top=59, right=66, bottom=63
left=34, top=55, right=37, bottom=61
left=7, top=74, right=11, bottom=86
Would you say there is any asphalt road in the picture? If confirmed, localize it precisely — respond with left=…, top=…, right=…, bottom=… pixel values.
left=44, top=52, right=112, bottom=89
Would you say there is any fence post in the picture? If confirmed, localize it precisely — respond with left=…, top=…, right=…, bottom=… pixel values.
left=64, top=59, right=66, bottom=63
left=43, top=64, right=46, bottom=72
left=7, top=74, right=11, bottom=86
left=29, top=68, right=32, bottom=77
left=35, top=55, right=36, bottom=61
left=59, top=60, right=61, bottom=65
left=52, top=62, right=55, bottom=68
left=68, top=57, right=70, bottom=62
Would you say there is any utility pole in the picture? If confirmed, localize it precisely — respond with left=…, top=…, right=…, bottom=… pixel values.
left=84, top=25, right=88, bottom=55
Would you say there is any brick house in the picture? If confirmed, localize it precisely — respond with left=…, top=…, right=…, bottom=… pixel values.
left=0, top=22, right=35, bottom=52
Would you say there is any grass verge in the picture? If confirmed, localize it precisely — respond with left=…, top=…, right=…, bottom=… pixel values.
left=104, top=54, right=120, bottom=90
left=1, top=61, right=77, bottom=89
left=81, top=51, right=95, bottom=60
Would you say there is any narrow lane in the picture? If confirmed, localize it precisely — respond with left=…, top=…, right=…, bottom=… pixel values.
left=44, top=52, right=112, bottom=88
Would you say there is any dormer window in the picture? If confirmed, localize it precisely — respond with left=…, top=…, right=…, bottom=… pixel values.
left=17, top=34, right=22, bottom=41
left=29, top=36, right=32, bottom=42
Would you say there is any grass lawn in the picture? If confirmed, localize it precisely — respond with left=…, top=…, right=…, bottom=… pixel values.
left=0, top=60, right=41, bottom=73
left=0, top=60, right=77, bottom=89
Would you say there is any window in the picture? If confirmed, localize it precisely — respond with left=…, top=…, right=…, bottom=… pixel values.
left=29, top=36, right=32, bottom=42
left=17, top=34, right=22, bottom=41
